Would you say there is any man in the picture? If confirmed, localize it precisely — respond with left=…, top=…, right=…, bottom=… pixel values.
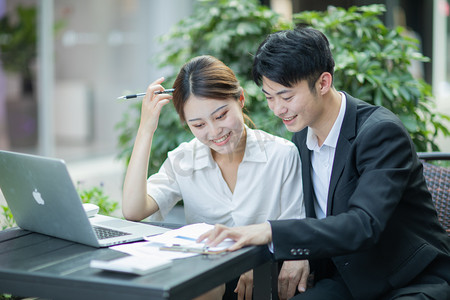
left=199, top=27, right=450, bottom=299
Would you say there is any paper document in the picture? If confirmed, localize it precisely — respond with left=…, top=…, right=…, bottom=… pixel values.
left=111, top=240, right=198, bottom=259
left=145, top=223, right=235, bottom=254
left=90, top=255, right=172, bottom=275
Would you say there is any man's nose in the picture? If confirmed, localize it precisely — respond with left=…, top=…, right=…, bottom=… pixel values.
left=272, top=99, right=287, bottom=116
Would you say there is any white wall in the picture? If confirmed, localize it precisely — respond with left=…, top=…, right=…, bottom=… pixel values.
left=52, top=0, right=193, bottom=160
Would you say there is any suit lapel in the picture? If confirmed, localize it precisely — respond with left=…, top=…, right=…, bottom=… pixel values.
left=326, top=93, right=358, bottom=215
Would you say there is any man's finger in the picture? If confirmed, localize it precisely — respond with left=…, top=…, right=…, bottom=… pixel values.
left=298, top=272, right=308, bottom=293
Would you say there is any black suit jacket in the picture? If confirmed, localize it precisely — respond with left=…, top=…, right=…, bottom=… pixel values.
left=270, top=94, right=450, bottom=299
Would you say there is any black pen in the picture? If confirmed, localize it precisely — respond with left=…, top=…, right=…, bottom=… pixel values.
left=117, top=88, right=175, bottom=100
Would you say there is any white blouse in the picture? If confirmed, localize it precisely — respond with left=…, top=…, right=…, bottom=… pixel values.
left=147, top=127, right=305, bottom=226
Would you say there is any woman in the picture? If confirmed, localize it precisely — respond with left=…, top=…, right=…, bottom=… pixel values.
left=122, top=55, right=305, bottom=300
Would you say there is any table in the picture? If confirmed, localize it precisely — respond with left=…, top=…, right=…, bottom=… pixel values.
left=0, top=227, right=277, bottom=300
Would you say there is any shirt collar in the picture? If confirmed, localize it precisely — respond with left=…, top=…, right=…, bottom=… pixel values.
left=242, top=126, right=268, bottom=163
left=191, top=126, right=267, bottom=171
left=306, top=92, right=347, bottom=151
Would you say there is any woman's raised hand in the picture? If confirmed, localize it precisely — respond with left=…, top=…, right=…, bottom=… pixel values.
left=140, top=77, right=173, bottom=134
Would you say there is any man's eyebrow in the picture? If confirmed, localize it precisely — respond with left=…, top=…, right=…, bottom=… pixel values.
left=187, top=104, right=228, bottom=122
left=261, top=88, right=291, bottom=95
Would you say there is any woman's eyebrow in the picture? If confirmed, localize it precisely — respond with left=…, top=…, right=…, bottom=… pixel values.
left=211, top=104, right=228, bottom=115
left=187, top=104, right=228, bottom=122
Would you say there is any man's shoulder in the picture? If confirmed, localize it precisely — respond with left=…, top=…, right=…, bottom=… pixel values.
left=346, top=94, right=403, bottom=132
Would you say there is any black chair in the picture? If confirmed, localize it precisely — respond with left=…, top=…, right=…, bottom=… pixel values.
left=417, top=152, right=450, bottom=235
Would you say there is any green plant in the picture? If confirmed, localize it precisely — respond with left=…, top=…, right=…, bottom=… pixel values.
left=0, top=4, right=65, bottom=91
left=293, top=4, right=449, bottom=151
left=0, top=5, right=36, bottom=80
left=1, top=205, right=16, bottom=230
left=77, top=183, right=119, bottom=216
left=0, top=294, right=21, bottom=300
left=0, top=184, right=118, bottom=231
left=115, top=1, right=449, bottom=173
left=116, top=0, right=290, bottom=174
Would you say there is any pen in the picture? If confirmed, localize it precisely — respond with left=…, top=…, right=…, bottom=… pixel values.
left=174, top=235, right=197, bottom=242
left=117, top=88, right=175, bottom=100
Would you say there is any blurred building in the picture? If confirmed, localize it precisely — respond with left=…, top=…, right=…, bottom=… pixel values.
left=0, top=0, right=194, bottom=211
left=0, top=0, right=448, bottom=208
left=0, top=0, right=448, bottom=160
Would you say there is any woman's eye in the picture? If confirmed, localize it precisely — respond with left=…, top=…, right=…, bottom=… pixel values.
left=216, top=111, right=227, bottom=120
left=193, top=123, right=204, bottom=128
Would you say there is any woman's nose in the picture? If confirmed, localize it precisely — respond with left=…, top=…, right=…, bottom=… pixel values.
left=209, top=123, right=222, bottom=138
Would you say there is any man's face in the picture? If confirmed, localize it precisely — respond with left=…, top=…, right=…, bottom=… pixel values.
left=262, top=76, right=323, bottom=132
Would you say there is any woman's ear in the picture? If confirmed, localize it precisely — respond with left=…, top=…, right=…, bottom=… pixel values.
left=239, top=91, right=245, bottom=108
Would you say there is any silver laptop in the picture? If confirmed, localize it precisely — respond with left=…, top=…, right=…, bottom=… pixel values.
left=0, top=150, right=169, bottom=247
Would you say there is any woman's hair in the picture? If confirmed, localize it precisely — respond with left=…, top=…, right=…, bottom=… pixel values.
left=252, top=26, right=335, bottom=93
left=172, top=55, right=253, bottom=126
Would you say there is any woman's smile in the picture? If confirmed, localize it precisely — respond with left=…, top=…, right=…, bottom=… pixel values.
left=211, top=132, right=232, bottom=146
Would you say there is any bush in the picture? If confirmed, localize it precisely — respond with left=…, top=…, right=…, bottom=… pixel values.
left=294, top=5, right=449, bottom=151
left=76, top=183, right=118, bottom=216
left=1, top=184, right=118, bottom=230
left=115, top=1, right=449, bottom=173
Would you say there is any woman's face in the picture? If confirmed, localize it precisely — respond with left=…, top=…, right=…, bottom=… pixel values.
left=183, top=95, right=245, bottom=155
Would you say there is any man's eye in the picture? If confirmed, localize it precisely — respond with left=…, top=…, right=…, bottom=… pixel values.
left=283, top=96, right=293, bottom=101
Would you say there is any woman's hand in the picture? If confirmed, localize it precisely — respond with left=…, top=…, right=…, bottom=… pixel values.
left=139, top=77, right=173, bottom=134
left=122, top=77, right=172, bottom=221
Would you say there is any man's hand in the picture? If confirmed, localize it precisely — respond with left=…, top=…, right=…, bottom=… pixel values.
left=235, top=269, right=253, bottom=300
left=197, top=223, right=272, bottom=251
left=278, top=260, right=310, bottom=300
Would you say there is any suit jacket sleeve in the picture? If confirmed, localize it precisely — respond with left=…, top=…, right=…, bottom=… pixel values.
left=270, top=108, right=426, bottom=260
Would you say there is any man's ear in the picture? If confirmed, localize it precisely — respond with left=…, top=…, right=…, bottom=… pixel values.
left=317, top=72, right=333, bottom=95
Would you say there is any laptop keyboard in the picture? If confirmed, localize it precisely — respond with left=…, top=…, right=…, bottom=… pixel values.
left=93, top=226, right=131, bottom=240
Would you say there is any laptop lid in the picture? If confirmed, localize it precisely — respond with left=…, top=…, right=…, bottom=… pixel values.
left=0, top=150, right=169, bottom=247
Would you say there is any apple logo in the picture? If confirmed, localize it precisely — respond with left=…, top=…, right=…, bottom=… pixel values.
left=32, top=189, right=45, bottom=205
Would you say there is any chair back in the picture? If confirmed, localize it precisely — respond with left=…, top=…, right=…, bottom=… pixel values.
left=417, top=152, right=450, bottom=235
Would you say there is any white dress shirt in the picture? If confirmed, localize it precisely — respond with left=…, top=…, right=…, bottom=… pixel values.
left=147, top=127, right=305, bottom=226
left=306, top=93, right=346, bottom=219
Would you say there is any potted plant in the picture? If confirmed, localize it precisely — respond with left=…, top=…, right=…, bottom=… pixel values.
left=0, top=5, right=38, bottom=147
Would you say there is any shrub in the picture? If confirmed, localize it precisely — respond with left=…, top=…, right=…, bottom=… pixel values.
left=1, top=184, right=118, bottom=230
left=115, top=1, right=449, bottom=173
left=294, top=4, right=449, bottom=151
left=76, top=183, right=118, bottom=216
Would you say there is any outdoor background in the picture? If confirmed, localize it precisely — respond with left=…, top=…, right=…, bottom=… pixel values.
left=0, top=0, right=449, bottom=223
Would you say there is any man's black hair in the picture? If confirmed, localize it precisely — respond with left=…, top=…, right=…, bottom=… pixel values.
left=252, top=26, right=335, bottom=92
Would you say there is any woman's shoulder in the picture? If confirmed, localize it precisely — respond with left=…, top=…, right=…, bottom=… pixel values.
left=246, top=128, right=299, bottom=163
left=248, top=128, right=296, bottom=150
left=166, top=138, right=213, bottom=172
left=167, top=137, right=203, bottom=155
